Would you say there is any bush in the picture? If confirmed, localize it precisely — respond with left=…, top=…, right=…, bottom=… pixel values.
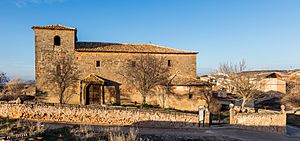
left=0, top=94, right=35, bottom=101
left=105, top=127, right=139, bottom=141
left=282, top=93, right=300, bottom=109
left=5, top=78, right=25, bottom=95
left=43, top=126, right=140, bottom=141
left=42, top=127, right=78, bottom=141
left=141, top=103, right=160, bottom=109
left=112, top=102, right=120, bottom=106
left=0, top=117, right=45, bottom=140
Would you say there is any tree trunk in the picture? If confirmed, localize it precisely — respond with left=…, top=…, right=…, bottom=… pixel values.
left=60, top=95, right=63, bottom=104
left=59, top=90, right=64, bottom=104
left=162, top=93, right=165, bottom=109
left=142, top=96, right=146, bottom=105
left=218, top=111, right=221, bottom=124
left=241, top=98, right=247, bottom=112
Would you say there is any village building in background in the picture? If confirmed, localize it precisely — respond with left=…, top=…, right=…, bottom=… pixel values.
left=201, top=70, right=300, bottom=110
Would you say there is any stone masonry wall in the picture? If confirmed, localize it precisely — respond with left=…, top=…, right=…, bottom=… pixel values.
left=34, top=28, right=77, bottom=103
left=68, top=52, right=197, bottom=105
left=33, top=26, right=199, bottom=111
left=0, top=102, right=198, bottom=128
left=229, top=106, right=287, bottom=134
left=75, top=52, right=197, bottom=82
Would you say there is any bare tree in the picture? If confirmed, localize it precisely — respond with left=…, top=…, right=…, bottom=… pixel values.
left=44, top=53, right=80, bottom=104
left=0, top=72, right=9, bottom=92
left=5, top=77, right=25, bottom=95
left=218, top=60, right=247, bottom=74
left=282, top=93, right=300, bottom=108
left=119, top=54, right=171, bottom=105
left=154, top=73, right=178, bottom=109
left=218, top=60, right=259, bottom=111
left=282, top=77, right=300, bottom=108
left=195, top=84, right=221, bottom=113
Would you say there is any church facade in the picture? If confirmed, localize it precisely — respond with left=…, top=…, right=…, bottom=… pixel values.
left=32, top=24, right=206, bottom=111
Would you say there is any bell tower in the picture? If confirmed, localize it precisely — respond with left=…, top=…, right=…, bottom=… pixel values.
left=32, top=24, right=77, bottom=96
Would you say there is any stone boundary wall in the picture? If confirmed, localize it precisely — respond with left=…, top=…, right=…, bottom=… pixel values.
left=229, top=105, right=286, bottom=134
left=0, top=101, right=198, bottom=128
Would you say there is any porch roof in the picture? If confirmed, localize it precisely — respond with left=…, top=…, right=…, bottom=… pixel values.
left=81, top=73, right=121, bottom=86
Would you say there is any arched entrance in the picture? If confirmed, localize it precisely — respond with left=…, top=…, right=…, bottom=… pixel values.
left=85, top=84, right=101, bottom=105
left=80, top=73, right=121, bottom=105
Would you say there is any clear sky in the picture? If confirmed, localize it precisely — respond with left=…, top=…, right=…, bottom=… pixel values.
left=1, top=0, right=300, bottom=80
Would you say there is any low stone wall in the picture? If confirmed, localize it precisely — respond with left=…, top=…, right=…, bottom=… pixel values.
left=229, top=105, right=286, bottom=134
left=0, top=101, right=198, bottom=128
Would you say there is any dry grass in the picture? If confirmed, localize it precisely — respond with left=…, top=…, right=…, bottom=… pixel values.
left=0, top=118, right=45, bottom=139
left=105, top=127, right=140, bottom=141
left=69, top=125, right=144, bottom=141
left=70, top=124, right=96, bottom=140
left=0, top=117, right=145, bottom=141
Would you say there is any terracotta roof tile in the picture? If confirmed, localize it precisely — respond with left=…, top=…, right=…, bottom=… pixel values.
left=75, top=42, right=198, bottom=54
left=32, top=24, right=76, bottom=31
left=169, top=75, right=208, bottom=86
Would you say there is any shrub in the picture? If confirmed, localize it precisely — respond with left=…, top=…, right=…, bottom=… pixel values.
left=282, top=93, right=300, bottom=109
left=0, top=94, right=35, bottom=101
left=0, top=118, right=46, bottom=139
left=105, top=127, right=139, bottom=141
left=141, top=103, right=160, bottom=109
left=5, top=78, right=25, bottom=95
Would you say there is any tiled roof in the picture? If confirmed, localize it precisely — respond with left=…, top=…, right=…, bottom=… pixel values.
left=75, top=42, right=197, bottom=54
left=82, top=73, right=121, bottom=85
left=32, top=24, right=76, bottom=31
left=241, top=70, right=289, bottom=76
left=169, top=75, right=209, bottom=86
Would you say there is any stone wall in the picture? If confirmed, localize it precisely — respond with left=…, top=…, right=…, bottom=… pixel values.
left=0, top=102, right=198, bottom=128
left=259, top=78, right=286, bottom=94
left=75, top=52, right=197, bottom=82
left=229, top=105, right=286, bottom=134
left=33, top=28, right=77, bottom=103
left=73, top=52, right=197, bottom=106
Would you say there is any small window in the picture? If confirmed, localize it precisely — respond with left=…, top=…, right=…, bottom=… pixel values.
left=168, top=60, right=171, bottom=67
left=188, top=94, right=193, bottom=99
left=96, top=61, right=101, bottom=67
left=54, top=36, right=61, bottom=46
left=131, top=61, right=136, bottom=67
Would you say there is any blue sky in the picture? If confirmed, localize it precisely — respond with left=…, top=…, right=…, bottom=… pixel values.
left=1, top=0, right=300, bottom=80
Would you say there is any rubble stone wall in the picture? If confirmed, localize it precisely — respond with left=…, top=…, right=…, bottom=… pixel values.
left=34, top=28, right=77, bottom=103
left=75, top=52, right=197, bottom=83
left=0, top=102, right=199, bottom=128
left=229, top=106, right=286, bottom=134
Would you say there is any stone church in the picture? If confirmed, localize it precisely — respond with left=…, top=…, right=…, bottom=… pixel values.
left=32, top=24, right=206, bottom=111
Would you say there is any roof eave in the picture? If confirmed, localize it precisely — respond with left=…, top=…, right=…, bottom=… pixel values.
left=74, top=49, right=198, bottom=54
left=31, top=25, right=77, bottom=31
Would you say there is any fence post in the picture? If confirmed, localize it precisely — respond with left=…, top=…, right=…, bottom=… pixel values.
left=204, top=108, right=210, bottom=127
left=198, top=106, right=205, bottom=127
left=229, top=103, right=235, bottom=125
